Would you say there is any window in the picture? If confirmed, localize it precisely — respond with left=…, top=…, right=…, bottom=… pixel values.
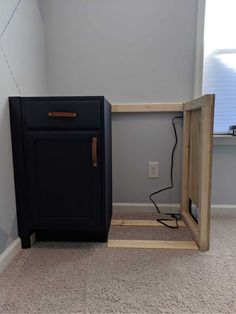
left=202, top=0, right=236, bottom=133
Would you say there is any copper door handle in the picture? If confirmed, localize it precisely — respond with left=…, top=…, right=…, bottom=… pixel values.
left=92, top=137, right=98, bottom=167
left=48, top=112, right=77, bottom=118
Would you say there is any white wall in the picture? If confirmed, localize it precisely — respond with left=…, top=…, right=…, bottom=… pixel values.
left=0, top=0, right=47, bottom=254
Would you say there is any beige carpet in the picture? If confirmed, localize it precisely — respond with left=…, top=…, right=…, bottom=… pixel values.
left=0, top=209, right=235, bottom=314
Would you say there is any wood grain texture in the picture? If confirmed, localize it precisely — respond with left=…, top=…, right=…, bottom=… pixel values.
left=182, top=94, right=215, bottom=251
left=184, top=94, right=213, bottom=111
left=111, top=219, right=185, bottom=227
left=181, top=110, right=190, bottom=212
left=112, top=103, right=184, bottom=113
left=182, top=211, right=199, bottom=241
left=198, top=97, right=215, bottom=251
left=188, top=109, right=201, bottom=205
left=108, top=240, right=198, bottom=250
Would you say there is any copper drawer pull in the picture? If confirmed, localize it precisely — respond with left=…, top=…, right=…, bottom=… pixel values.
left=92, top=137, right=98, bottom=167
left=48, top=112, right=77, bottom=118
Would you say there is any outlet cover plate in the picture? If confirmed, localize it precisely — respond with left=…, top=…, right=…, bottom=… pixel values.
left=148, top=161, right=159, bottom=178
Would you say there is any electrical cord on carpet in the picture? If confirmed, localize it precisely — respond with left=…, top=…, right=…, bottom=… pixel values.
left=149, top=115, right=183, bottom=228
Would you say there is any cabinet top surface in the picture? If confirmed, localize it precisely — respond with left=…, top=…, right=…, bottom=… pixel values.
left=9, top=96, right=108, bottom=102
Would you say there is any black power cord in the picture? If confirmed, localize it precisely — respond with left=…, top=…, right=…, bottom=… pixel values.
left=149, top=115, right=183, bottom=228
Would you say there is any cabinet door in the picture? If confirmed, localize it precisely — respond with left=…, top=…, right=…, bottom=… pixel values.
left=24, top=131, right=101, bottom=228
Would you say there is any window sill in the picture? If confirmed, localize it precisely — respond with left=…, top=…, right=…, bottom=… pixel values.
left=213, top=134, right=236, bottom=146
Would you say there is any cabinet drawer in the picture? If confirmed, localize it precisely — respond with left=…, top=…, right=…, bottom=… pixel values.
left=22, top=99, right=101, bottom=129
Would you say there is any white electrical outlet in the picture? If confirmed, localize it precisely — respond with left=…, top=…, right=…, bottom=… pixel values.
left=148, top=162, right=159, bottom=178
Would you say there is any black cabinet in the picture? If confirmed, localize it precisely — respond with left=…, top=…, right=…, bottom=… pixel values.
left=9, top=97, right=112, bottom=248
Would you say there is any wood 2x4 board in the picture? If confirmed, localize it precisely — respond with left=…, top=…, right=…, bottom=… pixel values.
left=111, top=94, right=215, bottom=251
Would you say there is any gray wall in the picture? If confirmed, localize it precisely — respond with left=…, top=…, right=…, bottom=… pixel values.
left=0, top=0, right=47, bottom=254
left=212, top=145, right=236, bottom=205
left=41, top=0, right=197, bottom=103
left=41, top=0, right=198, bottom=204
left=112, top=113, right=183, bottom=203
left=21, top=0, right=236, bottom=206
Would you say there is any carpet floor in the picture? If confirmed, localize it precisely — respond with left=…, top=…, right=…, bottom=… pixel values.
left=0, top=209, right=235, bottom=314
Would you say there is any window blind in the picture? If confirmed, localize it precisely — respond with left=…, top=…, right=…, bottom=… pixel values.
left=202, top=0, right=236, bottom=133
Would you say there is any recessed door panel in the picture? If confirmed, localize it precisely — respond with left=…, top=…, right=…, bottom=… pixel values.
left=25, top=131, right=101, bottom=228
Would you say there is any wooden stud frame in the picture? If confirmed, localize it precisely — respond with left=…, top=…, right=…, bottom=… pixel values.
left=112, top=103, right=184, bottom=113
left=111, top=219, right=185, bottom=227
left=108, top=240, right=198, bottom=250
left=181, top=95, right=215, bottom=251
left=111, top=94, right=215, bottom=251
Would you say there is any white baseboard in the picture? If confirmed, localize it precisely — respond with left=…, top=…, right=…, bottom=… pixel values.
left=0, top=238, right=21, bottom=274
left=211, top=204, right=236, bottom=214
left=112, top=202, right=236, bottom=212
left=211, top=204, right=236, bottom=209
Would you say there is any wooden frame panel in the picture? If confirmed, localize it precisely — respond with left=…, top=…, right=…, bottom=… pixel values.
left=181, top=94, right=215, bottom=251
left=112, top=103, right=184, bottom=113
left=108, top=240, right=198, bottom=250
left=111, top=219, right=185, bottom=227
left=111, top=94, right=214, bottom=251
